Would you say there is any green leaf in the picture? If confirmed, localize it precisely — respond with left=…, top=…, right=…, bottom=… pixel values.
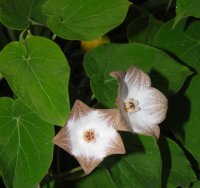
left=42, top=0, right=131, bottom=40
left=159, top=137, right=196, bottom=187
left=76, top=135, right=195, bottom=187
left=127, top=15, right=163, bottom=45
left=0, top=97, right=54, bottom=188
left=74, top=167, right=117, bottom=188
left=84, top=43, right=191, bottom=107
left=153, top=18, right=200, bottom=167
left=192, top=181, right=200, bottom=188
left=0, top=0, right=47, bottom=30
left=107, top=135, right=161, bottom=188
left=175, top=0, right=200, bottom=26
left=164, top=73, right=200, bottom=165
left=0, top=36, right=70, bottom=126
left=153, top=19, right=200, bottom=71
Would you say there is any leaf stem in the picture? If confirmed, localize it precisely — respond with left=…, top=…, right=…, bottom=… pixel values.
left=52, top=34, right=57, bottom=40
left=41, top=166, right=83, bottom=185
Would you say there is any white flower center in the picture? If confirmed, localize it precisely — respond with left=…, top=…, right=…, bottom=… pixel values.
left=83, top=129, right=97, bottom=143
left=123, top=98, right=140, bottom=113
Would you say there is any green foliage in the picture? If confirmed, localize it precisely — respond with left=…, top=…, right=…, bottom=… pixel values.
left=153, top=19, right=200, bottom=70
left=127, top=15, right=163, bottom=45
left=0, top=98, right=54, bottom=188
left=74, top=135, right=195, bottom=188
left=42, top=0, right=131, bottom=40
left=0, top=0, right=47, bottom=29
left=0, top=0, right=200, bottom=187
left=175, top=0, right=200, bottom=26
left=153, top=20, right=200, bottom=165
left=84, top=43, right=190, bottom=107
left=0, top=36, right=70, bottom=126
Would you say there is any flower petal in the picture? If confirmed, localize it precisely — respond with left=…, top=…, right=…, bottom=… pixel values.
left=53, top=126, right=71, bottom=153
left=100, top=108, right=132, bottom=132
left=111, top=66, right=168, bottom=139
left=129, top=87, right=168, bottom=126
left=133, top=124, right=160, bottom=140
left=53, top=100, right=125, bottom=174
left=76, top=156, right=103, bottom=174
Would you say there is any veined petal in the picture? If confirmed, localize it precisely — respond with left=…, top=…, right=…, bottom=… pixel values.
left=128, top=88, right=168, bottom=127
left=54, top=100, right=125, bottom=174
left=133, top=124, right=160, bottom=140
left=125, top=66, right=151, bottom=94
left=111, top=67, right=168, bottom=139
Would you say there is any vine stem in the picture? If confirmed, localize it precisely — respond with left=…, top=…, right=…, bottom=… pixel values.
left=41, top=166, right=84, bottom=185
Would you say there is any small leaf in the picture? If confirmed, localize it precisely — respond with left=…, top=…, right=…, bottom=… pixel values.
left=127, top=15, right=163, bottom=45
left=0, top=0, right=47, bottom=29
left=42, top=0, right=131, bottom=40
left=0, top=36, right=70, bottom=125
left=175, top=0, right=200, bottom=26
left=84, top=43, right=191, bottom=107
left=0, top=97, right=54, bottom=188
left=153, top=19, right=200, bottom=71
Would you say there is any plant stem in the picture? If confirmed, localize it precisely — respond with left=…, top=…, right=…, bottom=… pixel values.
left=41, top=166, right=83, bottom=185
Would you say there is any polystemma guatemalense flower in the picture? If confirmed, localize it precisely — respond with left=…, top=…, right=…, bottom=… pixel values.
left=53, top=100, right=125, bottom=174
left=111, top=66, right=168, bottom=139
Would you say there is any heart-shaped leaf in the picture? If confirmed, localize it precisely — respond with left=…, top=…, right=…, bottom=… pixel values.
left=0, top=0, right=47, bottom=29
left=0, top=97, right=54, bottom=188
left=127, top=15, right=163, bottom=45
left=42, top=0, right=131, bottom=40
left=0, top=36, right=70, bottom=126
left=153, top=17, right=200, bottom=171
left=153, top=19, right=200, bottom=71
left=84, top=43, right=191, bottom=107
left=175, top=0, right=200, bottom=26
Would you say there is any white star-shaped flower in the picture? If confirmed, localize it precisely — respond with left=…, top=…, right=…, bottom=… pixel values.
left=53, top=100, right=125, bottom=174
left=111, top=66, right=168, bottom=139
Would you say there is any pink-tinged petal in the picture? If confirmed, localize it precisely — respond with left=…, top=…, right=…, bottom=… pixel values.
left=76, top=156, right=103, bottom=174
left=53, top=126, right=71, bottom=153
left=111, top=66, right=168, bottom=139
left=125, top=66, right=151, bottom=92
left=132, top=88, right=168, bottom=125
left=133, top=124, right=160, bottom=140
left=100, top=108, right=132, bottom=132
left=53, top=100, right=125, bottom=174
left=111, top=66, right=151, bottom=103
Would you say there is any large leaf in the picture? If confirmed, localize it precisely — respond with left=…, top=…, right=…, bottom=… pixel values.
left=0, top=97, right=54, bottom=188
left=175, top=0, right=200, bottom=26
left=0, top=36, right=70, bottom=126
left=127, top=15, right=163, bottom=45
left=42, top=0, right=131, bottom=40
left=153, top=17, right=200, bottom=171
left=153, top=19, right=200, bottom=71
left=158, top=137, right=196, bottom=187
left=83, top=43, right=191, bottom=107
left=107, top=134, right=161, bottom=188
left=0, top=0, right=47, bottom=29
left=164, top=73, right=200, bottom=165
left=74, top=135, right=195, bottom=187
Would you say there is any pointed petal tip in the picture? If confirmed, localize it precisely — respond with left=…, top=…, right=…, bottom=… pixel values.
left=76, top=156, right=103, bottom=175
left=133, top=125, right=160, bottom=140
